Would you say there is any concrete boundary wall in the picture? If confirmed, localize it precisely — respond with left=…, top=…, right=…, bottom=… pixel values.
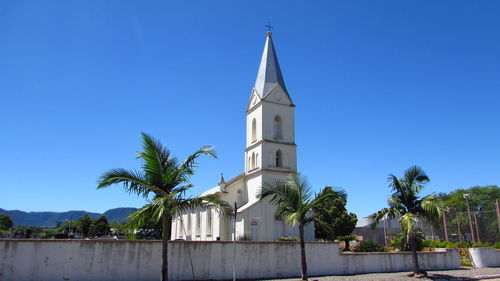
left=469, top=247, right=500, bottom=268
left=0, top=239, right=460, bottom=281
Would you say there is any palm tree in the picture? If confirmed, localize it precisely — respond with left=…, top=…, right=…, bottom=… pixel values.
left=258, top=172, right=332, bottom=281
left=97, top=133, right=231, bottom=281
left=370, top=166, right=441, bottom=277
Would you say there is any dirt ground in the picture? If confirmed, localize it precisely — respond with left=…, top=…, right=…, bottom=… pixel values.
left=267, top=267, right=500, bottom=281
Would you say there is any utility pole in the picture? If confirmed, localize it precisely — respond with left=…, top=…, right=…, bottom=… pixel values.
left=496, top=199, right=500, bottom=235
left=463, top=194, right=475, bottom=242
left=457, top=218, right=463, bottom=242
left=473, top=212, right=481, bottom=243
left=443, top=209, right=449, bottom=242
left=232, top=202, right=238, bottom=281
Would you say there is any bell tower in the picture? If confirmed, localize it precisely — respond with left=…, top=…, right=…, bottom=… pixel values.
left=244, top=31, right=297, bottom=201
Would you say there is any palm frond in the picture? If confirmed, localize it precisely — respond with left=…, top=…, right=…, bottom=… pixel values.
left=387, top=174, right=404, bottom=193
left=259, top=177, right=297, bottom=211
left=404, top=165, right=429, bottom=194
left=259, top=172, right=317, bottom=227
left=387, top=196, right=404, bottom=210
left=421, top=194, right=442, bottom=224
left=97, top=168, right=151, bottom=198
left=287, top=172, right=313, bottom=203
left=175, top=145, right=217, bottom=184
left=171, top=184, right=193, bottom=198
left=175, top=194, right=232, bottom=217
left=199, top=194, right=233, bottom=217
left=399, top=213, right=417, bottom=240
left=284, top=211, right=303, bottom=226
left=369, top=207, right=396, bottom=230
left=138, top=133, right=179, bottom=191
left=126, top=201, right=164, bottom=229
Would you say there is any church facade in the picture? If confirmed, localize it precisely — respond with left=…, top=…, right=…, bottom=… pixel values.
left=170, top=32, right=315, bottom=242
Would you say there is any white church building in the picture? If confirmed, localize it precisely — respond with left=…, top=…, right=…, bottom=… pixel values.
left=171, top=31, right=315, bottom=242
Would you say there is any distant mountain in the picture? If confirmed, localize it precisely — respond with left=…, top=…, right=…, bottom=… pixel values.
left=0, top=207, right=138, bottom=227
left=103, top=208, right=138, bottom=223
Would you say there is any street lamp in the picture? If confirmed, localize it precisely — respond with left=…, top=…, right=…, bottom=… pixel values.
left=463, top=194, right=475, bottom=242
left=232, top=202, right=238, bottom=281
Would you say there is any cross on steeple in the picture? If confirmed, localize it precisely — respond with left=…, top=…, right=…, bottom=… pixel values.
left=265, top=22, right=274, bottom=32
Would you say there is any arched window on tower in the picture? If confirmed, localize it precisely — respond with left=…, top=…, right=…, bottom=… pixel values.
left=251, top=221, right=258, bottom=241
left=251, top=152, right=256, bottom=170
left=275, top=150, right=282, bottom=167
left=251, top=119, right=257, bottom=142
left=274, top=115, right=282, bottom=139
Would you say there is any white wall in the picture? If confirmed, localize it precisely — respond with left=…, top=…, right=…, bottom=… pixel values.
left=469, top=247, right=500, bottom=268
left=0, top=240, right=460, bottom=281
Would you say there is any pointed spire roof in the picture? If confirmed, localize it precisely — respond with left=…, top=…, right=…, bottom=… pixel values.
left=218, top=173, right=225, bottom=184
left=254, top=31, right=288, bottom=98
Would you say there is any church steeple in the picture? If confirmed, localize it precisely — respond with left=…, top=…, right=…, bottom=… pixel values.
left=245, top=31, right=297, bottom=178
left=254, top=31, right=288, bottom=98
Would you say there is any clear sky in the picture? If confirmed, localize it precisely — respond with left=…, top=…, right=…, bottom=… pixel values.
left=1, top=1, right=499, bottom=218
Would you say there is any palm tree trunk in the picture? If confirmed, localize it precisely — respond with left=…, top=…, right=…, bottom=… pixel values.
left=409, top=234, right=420, bottom=275
left=161, top=214, right=171, bottom=281
left=298, top=224, right=308, bottom=281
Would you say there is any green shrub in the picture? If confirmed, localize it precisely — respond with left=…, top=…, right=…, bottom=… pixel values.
left=454, top=241, right=472, bottom=249
left=429, top=240, right=451, bottom=248
left=391, top=231, right=424, bottom=251
left=422, top=239, right=432, bottom=247
left=354, top=240, right=386, bottom=252
left=401, top=240, right=498, bottom=249
left=277, top=236, right=298, bottom=242
left=389, top=237, right=400, bottom=248
left=471, top=242, right=492, bottom=248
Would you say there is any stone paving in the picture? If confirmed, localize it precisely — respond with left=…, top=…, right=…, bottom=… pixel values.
left=267, top=267, right=500, bottom=281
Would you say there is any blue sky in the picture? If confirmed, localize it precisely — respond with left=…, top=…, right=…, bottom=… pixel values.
left=1, top=1, right=499, bottom=218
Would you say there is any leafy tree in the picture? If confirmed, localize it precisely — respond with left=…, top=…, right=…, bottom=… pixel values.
left=75, top=214, right=93, bottom=238
left=354, top=240, right=386, bottom=252
left=0, top=214, right=13, bottom=231
left=370, top=166, right=441, bottom=277
left=56, top=220, right=77, bottom=234
left=337, top=234, right=357, bottom=251
left=97, top=133, right=231, bottom=281
left=110, top=222, right=128, bottom=236
left=89, top=216, right=110, bottom=237
left=438, top=185, right=500, bottom=242
left=11, top=225, right=45, bottom=238
left=312, top=186, right=357, bottom=250
left=259, top=172, right=333, bottom=281
left=130, top=214, right=162, bottom=239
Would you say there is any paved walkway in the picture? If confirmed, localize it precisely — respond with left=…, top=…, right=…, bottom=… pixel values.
left=268, top=267, right=500, bottom=281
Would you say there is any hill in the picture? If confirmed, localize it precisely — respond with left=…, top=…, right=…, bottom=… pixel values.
left=0, top=207, right=138, bottom=227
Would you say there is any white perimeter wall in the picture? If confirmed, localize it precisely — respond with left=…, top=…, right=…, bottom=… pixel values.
left=0, top=240, right=460, bottom=281
left=469, top=247, right=500, bottom=268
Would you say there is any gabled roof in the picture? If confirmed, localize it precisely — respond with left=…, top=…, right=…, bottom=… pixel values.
left=199, top=173, right=245, bottom=197
left=254, top=32, right=288, bottom=98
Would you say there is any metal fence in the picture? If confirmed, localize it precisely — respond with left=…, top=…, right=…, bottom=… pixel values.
left=428, top=208, right=500, bottom=243
left=355, top=199, right=500, bottom=245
